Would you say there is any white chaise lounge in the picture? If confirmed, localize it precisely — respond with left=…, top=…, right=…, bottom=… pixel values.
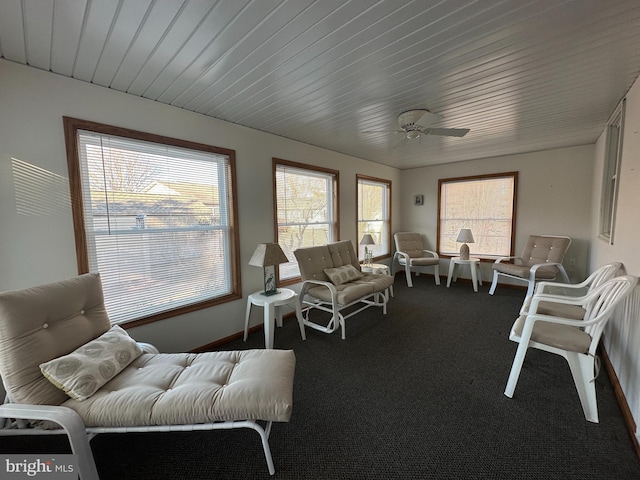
left=0, top=273, right=296, bottom=478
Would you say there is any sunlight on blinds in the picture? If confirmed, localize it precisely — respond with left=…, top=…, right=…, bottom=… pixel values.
left=77, top=130, right=233, bottom=324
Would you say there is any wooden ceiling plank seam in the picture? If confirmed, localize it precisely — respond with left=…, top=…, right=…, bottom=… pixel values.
left=132, top=0, right=220, bottom=98
left=109, top=0, right=187, bottom=93
left=91, top=0, right=154, bottom=88
left=156, top=0, right=283, bottom=105
left=209, top=0, right=407, bottom=117
left=0, top=0, right=27, bottom=63
left=23, top=0, right=54, bottom=71
left=179, top=0, right=318, bottom=112
left=50, top=0, right=88, bottom=76
left=188, top=0, right=348, bottom=115
left=140, top=0, right=251, bottom=100
left=70, top=0, right=120, bottom=82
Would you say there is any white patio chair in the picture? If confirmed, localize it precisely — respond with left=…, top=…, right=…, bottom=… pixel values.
left=504, top=274, right=637, bottom=423
left=392, top=232, right=441, bottom=287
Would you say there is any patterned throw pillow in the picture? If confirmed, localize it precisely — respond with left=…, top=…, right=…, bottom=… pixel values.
left=40, top=325, right=142, bottom=401
left=324, top=264, right=364, bottom=285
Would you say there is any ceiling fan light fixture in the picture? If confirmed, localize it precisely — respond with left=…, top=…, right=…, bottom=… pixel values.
left=406, top=130, right=421, bottom=140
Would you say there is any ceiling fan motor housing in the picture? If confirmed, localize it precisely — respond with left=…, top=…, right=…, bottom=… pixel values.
left=398, top=109, right=436, bottom=131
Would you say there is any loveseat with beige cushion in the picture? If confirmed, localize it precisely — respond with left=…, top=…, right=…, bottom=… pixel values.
left=294, top=240, right=394, bottom=339
left=0, top=273, right=295, bottom=478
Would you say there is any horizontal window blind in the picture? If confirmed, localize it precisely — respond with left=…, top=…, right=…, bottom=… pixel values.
left=76, top=129, right=234, bottom=324
left=275, top=162, right=336, bottom=281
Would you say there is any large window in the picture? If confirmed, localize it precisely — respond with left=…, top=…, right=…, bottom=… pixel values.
left=357, top=175, right=391, bottom=261
left=64, top=117, right=240, bottom=326
left=599, top=100, right=625, bottom=244
left=438, top=172, right=517, bottom=257
left=274, top=159, right=339, bottom=282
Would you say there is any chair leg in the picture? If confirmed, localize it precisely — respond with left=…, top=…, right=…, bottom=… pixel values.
left=433, top=265, right=441, bottom=285
left=489, top=271, right=499, bottom=295
left=565, top=352, right=599, bottom=423
left=505, top=320, right=536, bottom=398
left=405, top=266, right=413, bottom=287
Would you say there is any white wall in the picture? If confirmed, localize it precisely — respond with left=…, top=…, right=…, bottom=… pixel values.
left=0, top=60, right=401, bottom=352
left=399, top=145, right=595, bottom=284
left=591, top=74, right=640, bottom=439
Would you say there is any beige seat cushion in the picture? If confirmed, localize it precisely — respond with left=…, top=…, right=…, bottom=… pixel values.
left=512, top=315, right=591, bottom=353
left=494, top=263, right=558, bottom=279
left=306, top=273, right=394, bottom=305
left=61, top=349, right=295, bottom=427
left=399, top=257, right=439, bottom=267
left=521, top=297, right=586, bottom=320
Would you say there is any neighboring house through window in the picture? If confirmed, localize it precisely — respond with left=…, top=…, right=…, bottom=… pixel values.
left=438, top=172, right=518, bottom=258
left=357, top=175, right=391, bottom=261
left=273, top=158, right=339, bottom=283
left=64, top=117, right=240, bottom=326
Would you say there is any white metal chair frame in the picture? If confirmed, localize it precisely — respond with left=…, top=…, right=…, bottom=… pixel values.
left=297, top=282, right=387, bottom=340
left=0, top=342, right=281, bottom=478
left=392, top=233, right=441, bottom=287
left=489, top=235, right=571, bottom=297
left=504, top=275, right=637, bottom=423
left=519, top=262, right=622, bottom=316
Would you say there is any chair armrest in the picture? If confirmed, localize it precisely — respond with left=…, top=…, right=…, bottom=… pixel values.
left=494, top=256, right=519, bottom=264
left=394, top=251, right=411, bottom=261
left=422, top=249, right=439, bottom=259
left=300, top=279, right=338, bottom=297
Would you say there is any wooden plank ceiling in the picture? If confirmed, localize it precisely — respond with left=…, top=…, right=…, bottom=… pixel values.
left=1, top=0, right=640, bottom=169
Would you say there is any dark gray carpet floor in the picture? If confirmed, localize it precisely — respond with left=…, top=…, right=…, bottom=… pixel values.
left=2, top=275, right=640, bottom=479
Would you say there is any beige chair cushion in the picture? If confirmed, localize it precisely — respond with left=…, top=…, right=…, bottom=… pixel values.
left=521, top=297, right=586, bottom=320
left=0, top=273, right=111, bottom=405
left=512, top=315, right=591, bottom=353
left=40, top=326, right=143, bottom=401
left=394, top=232, right=427, bottom=258
left=324, top=264, right=364, bottom=285
left=61, top=349, right=295, bottom=426
left=495, top=235, right=570, bottom=279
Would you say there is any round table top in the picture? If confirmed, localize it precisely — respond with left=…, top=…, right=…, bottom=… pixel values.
left=451, top=257, right=480, bottom=263
left=248, top=287, right=296, bottom=306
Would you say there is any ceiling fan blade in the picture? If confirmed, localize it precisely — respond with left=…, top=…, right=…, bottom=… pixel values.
left=415, top=111, right=443, bottom=127
left=426, top=127, right=470, bottom=137
left=361, top=129, right=405, bottom=134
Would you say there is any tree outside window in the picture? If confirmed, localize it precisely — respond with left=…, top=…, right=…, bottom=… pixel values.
left=357, top=175, right=391, bottom=261
left=438, top=172, right=517, bottom=258
left=64, top=117, right=240, bottom=326
left=273, top=159, right=338, bottom=282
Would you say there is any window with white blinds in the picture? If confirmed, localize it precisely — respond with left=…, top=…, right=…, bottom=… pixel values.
left=64, top=117, right=240, bottom=326
left=357, top=175, right=391, bottom=261
left=273, top=159, right=339, bottom=282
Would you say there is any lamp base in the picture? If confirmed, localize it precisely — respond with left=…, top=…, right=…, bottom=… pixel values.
left=261, top=289, right=280, bottom=297
left=460, top=243, right=470, bottom=260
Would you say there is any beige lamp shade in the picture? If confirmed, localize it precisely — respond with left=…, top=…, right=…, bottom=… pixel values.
left=456, top=229, right=474, bottom=260
left=249, top=243, right=289, bottom=296
left=360, top=234, right=375, bottom=246
left=249, top=243, right=289, bottom=267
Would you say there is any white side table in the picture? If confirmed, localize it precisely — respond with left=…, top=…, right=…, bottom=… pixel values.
left=360, top=263, right=394, bottom=298
left=244, top=288, right=306, bottom=349
left=447, top=257, right=483, bottom=292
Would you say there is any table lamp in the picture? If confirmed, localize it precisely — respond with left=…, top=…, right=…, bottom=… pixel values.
left=360, top=234, right=375, bottom=266
left=456, top=229, right=475, bottom=260
left=249, top=243, right=289, bottom=296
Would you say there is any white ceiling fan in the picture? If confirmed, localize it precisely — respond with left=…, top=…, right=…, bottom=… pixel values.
left=362, top=109, right=470, bottom=143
